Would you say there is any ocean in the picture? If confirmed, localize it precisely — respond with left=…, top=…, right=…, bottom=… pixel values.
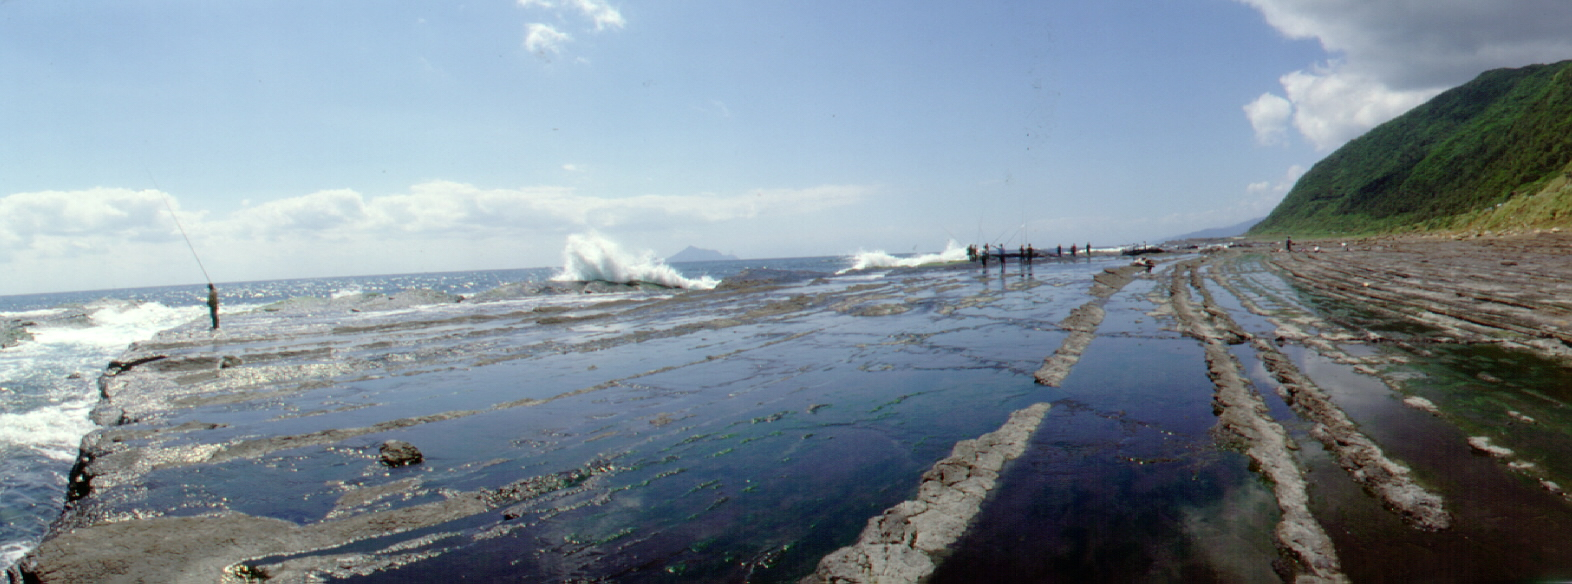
left=0, top=245, right=850, bottom=571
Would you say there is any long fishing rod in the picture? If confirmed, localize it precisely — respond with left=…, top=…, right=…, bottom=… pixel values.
left=940, top=225, right=961, bottom=247
left=148, top=173, right=213, bottom=285
left=993, top=223, right=1025, bottom=246
left=1005, top=223, right=1026, bottom=246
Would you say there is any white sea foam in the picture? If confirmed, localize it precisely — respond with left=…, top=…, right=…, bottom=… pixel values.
left=0, top=308, right=69, bottom=320
left=2, top=302, right=195, bottom=446
left=1, top=542, right=33, bottom=575
left=0, top=401, right=95, bottom=462
left=552, top=233, right=719, bottom=290
left=838, top=240, right=969, bottom=274
left=29, top=302, right=202, bottom=349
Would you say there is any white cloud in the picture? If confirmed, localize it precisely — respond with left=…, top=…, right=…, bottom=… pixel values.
left=1244, top=164, right=1307, bottom=216
left=568, top=0, right=625, bottom=31
left=519, top=0, right=625, bottom=31
left=1243, top=92, right=1292, bottom=145
left=1276, top=67, right=1440, bottom=150
left=518, top=0, right=624, bottom=61
left=1237, top=0, right=1572, bottom=150
left=524, top=23, right=572, bottom=58
left=0, top=188, right=183, bottom=261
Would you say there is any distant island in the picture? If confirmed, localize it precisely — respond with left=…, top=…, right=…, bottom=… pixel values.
left=1164, top=217, right=1264, bottom=242
left=1252, top=59, right=1572, bottom=236
left=667, top=246, right=740, bottom=263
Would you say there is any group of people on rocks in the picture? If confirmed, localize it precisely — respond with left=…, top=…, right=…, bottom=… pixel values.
left=966, top=242, right=1094, bottom=267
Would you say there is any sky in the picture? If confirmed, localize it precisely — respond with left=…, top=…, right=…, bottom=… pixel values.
left=4, top=0, right=1572, bottom=295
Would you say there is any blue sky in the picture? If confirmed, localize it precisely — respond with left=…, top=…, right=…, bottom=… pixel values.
left=4, top=0, right=1571, bottom=295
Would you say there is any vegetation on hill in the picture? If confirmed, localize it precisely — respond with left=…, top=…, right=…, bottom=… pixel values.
left=1251, top=60, right=1572, bottom=236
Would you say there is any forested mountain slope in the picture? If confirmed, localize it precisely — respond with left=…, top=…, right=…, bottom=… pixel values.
left=1252, top=60, right=1572, bottom=236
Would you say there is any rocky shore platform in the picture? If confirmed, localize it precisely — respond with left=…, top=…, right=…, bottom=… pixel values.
left=13, top=235, right=1572, bottom=583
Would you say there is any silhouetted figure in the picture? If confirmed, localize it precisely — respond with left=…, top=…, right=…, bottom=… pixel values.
left=1070, top=244, right=1077, bottom=257
left=1286, top=236, right=1294, bottom=252
left=205, top=283, right=220, bottom=330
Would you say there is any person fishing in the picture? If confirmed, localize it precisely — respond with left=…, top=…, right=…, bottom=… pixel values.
left=152, top=176, right=219, bottom=331
left=206, top=283, right=220, bottom=329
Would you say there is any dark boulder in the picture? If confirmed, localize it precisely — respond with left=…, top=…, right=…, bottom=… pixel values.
left=379, top=440, right=423, bottom=467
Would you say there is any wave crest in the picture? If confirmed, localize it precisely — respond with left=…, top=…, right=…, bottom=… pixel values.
left=551, top=233, right=719, bottom=290
left=838, top=240, right=969, bottom=274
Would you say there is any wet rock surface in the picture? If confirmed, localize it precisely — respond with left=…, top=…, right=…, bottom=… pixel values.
left=378, top=440, right=422, bottom=467
left=1, top=319, right=34, bottom=349
left=1161, top=259, right=1348, bottom=583
left=803, top=403, right=1050, bottom=584
left=17, top=238, right=1572, bottom=583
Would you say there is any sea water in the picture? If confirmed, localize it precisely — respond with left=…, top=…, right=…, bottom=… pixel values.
left=0, top=235, right=861, bottom=571
left=0, top=299, right=204, bottom=566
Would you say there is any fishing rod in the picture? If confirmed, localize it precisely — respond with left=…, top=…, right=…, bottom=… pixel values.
left=940, top=225, right=962, bottom=247
left=148, top=172, right=213, bottom=285
left=994, top=223, right=1026, bottom=247
left=1007, top=223, right=1026, bottom=246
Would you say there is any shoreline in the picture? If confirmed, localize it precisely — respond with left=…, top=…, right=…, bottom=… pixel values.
left=12, top=239, right=1572, bottom=582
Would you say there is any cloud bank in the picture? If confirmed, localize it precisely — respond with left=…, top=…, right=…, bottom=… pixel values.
left=1239, top=0, right=1572, bottom=150
left=219, top=181, right=869, bottom=239
left=0, top=188, right=182, bottom=261
left=1, top=182, right=872, bottom=294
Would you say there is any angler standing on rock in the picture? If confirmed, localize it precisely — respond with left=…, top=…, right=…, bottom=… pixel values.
left=206, top=283, right=220, bottom=330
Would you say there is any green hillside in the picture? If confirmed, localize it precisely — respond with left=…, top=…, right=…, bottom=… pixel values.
left=1251, top=60, right=1572, bottom=236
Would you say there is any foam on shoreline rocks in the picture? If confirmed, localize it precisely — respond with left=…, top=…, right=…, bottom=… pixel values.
left=802, top=403, right=1050, bottom=584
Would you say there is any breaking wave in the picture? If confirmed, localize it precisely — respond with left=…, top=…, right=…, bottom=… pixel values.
left=838, top=240, right=969, bottom=274
left=552, top=233, right=720, bottom=290
left=0, top=300, right=204, bottom=571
